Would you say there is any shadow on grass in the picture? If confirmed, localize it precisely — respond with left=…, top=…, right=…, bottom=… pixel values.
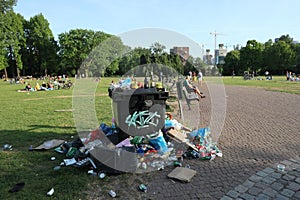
left=27, top=124, right=75, bottom=131
left=0, top=127, right=94, bottom=200
left=0, top=127, right=76, bottom=152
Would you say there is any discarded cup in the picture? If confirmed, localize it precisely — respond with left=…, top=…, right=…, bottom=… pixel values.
left=210, top=154, right=216, bottom=161
left=3, top=144, right=13, bottom=151
left=157, top=165, right=164, bottom=171
left=50, top=156, right=56, bottom=161
left=216, top=152, right=223, bottom=157
left=88, top=170, right=97, bottom=176
left=138, top=184, right=147, bottom=192
left=109, top=190, right=116, bottom=197
left=98, top=173, right=106, bottom=179
left=141, top=162, right=147, bottom=170
left=53, top=166, right=61, bottom=171
left=47, top=187, right=54, bottom=196
left=277, top=164, right=285, bottom=172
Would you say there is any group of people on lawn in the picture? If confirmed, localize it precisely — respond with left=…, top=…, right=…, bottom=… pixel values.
left=286, top=71, right=300, bottom=81
left=17, top=75, right=72, bottom=92
left=18, top=82, right=54, bottom=92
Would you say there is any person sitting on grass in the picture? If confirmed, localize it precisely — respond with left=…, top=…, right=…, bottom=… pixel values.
left=40, top=82, right=47, bottom=90
left=183, top=76, right=205, bottom=98
left=25, top=83, right=32, bottom=91
left=18, top=83, right=33, bottom=92
left=35, top=82, right=41, bottom=91
left=47, top=82, right=54, bottom=90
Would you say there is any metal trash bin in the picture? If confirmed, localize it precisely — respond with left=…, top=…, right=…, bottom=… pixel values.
left=90, top=145, right=137, bottom=174
left=112, top=87, right=169, bottom=137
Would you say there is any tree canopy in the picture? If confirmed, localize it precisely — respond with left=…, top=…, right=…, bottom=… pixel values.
left=1, top=1, right=300, bottom=78
left=58, top=29, right=111, bottom=76
left=222, top=35, right=300, bottom=75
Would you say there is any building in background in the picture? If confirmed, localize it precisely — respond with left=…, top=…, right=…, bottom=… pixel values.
left=215, top=44, right=227, bottom=65
left=203, top=49, right=213, bottom=65
left=170, top=47, right=189, bottom=60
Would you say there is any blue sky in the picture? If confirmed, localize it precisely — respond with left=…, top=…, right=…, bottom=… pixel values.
left=14, top=0, right=300, bottom=55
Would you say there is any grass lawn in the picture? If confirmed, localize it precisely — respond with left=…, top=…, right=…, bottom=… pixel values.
left=0, top=77, right=119, bottom=199
left=0, top=75, right=298, bottom=199
left=221, top=76, right=300, bottom=95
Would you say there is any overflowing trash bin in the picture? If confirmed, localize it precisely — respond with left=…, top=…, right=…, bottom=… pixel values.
left=112, top=87, right=169, bottom=137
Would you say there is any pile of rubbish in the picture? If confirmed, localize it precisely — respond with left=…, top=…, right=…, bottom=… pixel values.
left=26, top=113, right=222, bottom=176
left=57, top=113, right=223, bottom=174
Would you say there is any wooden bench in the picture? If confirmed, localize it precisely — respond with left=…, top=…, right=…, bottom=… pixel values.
left=182, top=87, right=199, bottom=110
left=176, top=81, right=199, bottom=110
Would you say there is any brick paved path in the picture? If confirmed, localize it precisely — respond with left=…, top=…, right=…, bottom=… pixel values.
left=143, top=84, right=300, bottom=200
left=222, top=156, right=300, bottom=200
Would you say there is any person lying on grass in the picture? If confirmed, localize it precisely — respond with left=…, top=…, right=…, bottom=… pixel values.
left=17, top=83, right=34, bottom=92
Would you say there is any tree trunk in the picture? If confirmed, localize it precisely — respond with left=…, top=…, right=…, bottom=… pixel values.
left=16, top=66, right=20, bottom=78
left=4, top=67, right=8, bottom=81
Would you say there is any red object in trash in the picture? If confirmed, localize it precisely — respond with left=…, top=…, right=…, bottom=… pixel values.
left=166, top=112, right=172, bottom=120
left=147, top=149, right=158, bottom=154
left=84, top=129, right=104, bottom=144
left=200, top=151, right=206, bottom=158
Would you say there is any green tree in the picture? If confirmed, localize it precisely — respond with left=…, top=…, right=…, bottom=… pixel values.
left=117, top=47, right=152, bottom=75
left=170, top=53, right=184, bottom=74
left=150, top=42, right=166, bottom=55
left=184, top=56, right=195, bottom=75
left=6, top=11, right=25, bottom=78
left=0, top=0, right=16, bottom=13
left=86, top=35, right=126, bottom=77
left=278, top=34, right=293, bottom=44
left=240, top=40, right=264, bottom=74
left=263, top=40, right=296, bottom=74
left=223, top=50, right=240, bottom=75
left=23, top=13, right=58, bottom=77
left=58, top=29, right=111, bottom=76
left=293, top=43, right=300, bottom=74
left=0, top=0, right=17, bottom=79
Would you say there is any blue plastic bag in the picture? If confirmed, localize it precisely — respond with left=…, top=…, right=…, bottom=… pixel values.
left=100, top=123, right=112, bottom=135
left=148, top=132, right=168, bottom=154
left=189, top=127, right=210, bottom=138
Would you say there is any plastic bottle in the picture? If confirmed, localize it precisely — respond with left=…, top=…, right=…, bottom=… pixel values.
left=109, top=190, right=116, bottom=198
left=138, top=184, right=148, bottom=192
left=141, top=162, right=147, bottom=170
left=174, top=161, right=182, bottom=167
left=191, top=150, right=200, bottom=158
left=111, top=118, right=117, bottom=133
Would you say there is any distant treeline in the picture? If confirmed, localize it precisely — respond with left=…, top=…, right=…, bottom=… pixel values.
left=1, top=0, right=299, bottom=78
